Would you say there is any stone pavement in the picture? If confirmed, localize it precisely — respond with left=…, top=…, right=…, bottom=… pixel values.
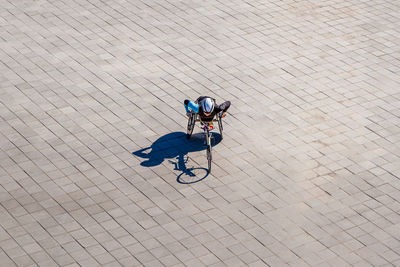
left=1, top=0, right=400, bottom=265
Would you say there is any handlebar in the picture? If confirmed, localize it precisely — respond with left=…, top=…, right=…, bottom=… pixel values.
left=188, top=111, right=225, bottom=127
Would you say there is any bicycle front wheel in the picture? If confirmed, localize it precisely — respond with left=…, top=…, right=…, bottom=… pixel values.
left=207, top=145, right=212, bottom=172
left=206, top=128, right=212, bottom=172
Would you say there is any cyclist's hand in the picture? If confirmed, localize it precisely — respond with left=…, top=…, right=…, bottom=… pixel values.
left=186, top=112, right=191, bottom=118
left=221, top=112, right=226, bottom=118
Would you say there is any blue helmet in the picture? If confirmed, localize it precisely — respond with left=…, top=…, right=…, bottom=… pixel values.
left=201, top=98, right=214, bottom=114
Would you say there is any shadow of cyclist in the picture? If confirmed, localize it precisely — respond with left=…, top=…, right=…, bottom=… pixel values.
left=132, top=131, right=221, bottom=183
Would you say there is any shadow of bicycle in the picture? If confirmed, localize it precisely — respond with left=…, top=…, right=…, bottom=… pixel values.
left=132, top=132, right=221, bottom=184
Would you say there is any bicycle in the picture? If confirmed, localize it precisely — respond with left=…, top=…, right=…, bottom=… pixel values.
left=186, top=111, right=224, bottom=172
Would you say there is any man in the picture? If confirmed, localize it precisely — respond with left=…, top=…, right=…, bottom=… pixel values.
left=184, top=96, right=231, bottom=122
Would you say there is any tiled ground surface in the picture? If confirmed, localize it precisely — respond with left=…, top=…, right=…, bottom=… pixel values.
left=1, top=0, right=400, bottom=266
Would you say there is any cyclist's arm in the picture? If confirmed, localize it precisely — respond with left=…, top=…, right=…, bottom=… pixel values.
left=216, top=101, right=231, bottom=113
left=184, top=99, right=199, bottom=113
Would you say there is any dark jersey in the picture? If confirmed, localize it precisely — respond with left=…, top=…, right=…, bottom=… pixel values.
left=184, top=96, right=231, bottom=122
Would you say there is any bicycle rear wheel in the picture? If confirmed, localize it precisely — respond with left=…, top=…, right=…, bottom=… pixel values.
left=218, top=114, right=223, bottom=140
left=187, top=113, right=195, bottom=139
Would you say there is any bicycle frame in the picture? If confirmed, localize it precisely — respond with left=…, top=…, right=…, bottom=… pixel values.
left=200, top=121, right=213, bottom=147
left=192, top=112, right=223, bottom=139
left=198, top=121, right=213, bottom=172
left=186, top=112, right=223, bottom=173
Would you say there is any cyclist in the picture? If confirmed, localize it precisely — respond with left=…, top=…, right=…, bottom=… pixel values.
left=184, top=96, right=231, bottom=122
